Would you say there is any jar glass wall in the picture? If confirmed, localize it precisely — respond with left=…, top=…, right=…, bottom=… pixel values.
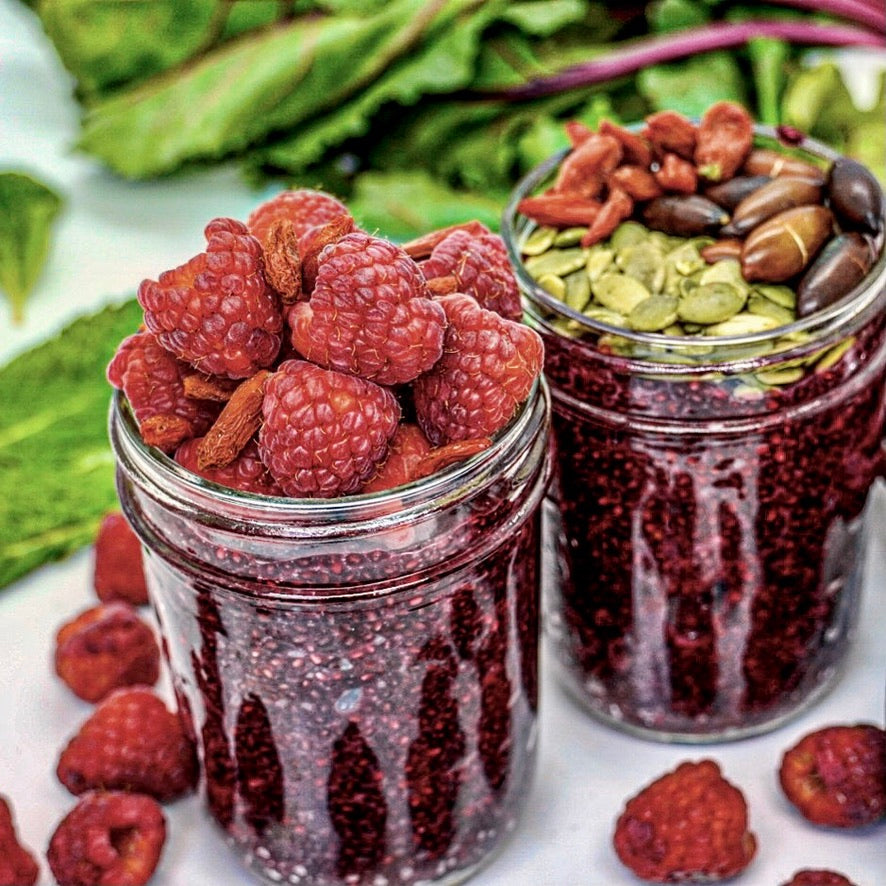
left=110, top=380, right=551, bottom=886
left=502, top=133, right=886, bottom=742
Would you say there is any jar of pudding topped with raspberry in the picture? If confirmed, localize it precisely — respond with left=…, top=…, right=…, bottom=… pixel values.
left=109, top=203, right=551, bottom=886
left=502, top=104, right=886, bottom=742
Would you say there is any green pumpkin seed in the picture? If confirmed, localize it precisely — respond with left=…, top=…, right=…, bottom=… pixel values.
left=662, top=323, right=686, bottom=336
left=553, top=226, right=588, bottom=247
left=628, top=294, right=679, bottom=332
left=666, top=241, right=707, bottom=277
left=616, top=242, right=667, bottom=294
left=814, top=337, right=855, bottom=372
left=522, top=226, right=557, bottom=256
left=703, top=312, right=781, bottom=336
left=610, top=221, right=648, bottom=250
left=583, top=305, right=629, bottom=327
left=586, top=246, right=615, bottom=282
left=699, top=258, right=747, bottom=289
left=537, top=272, right=566, bottom=300
left=678, top=282, right=747, bottom=325
left=593, top=273, right=652, bottom=314
left=754, top=284, right=797, bottom=309
left=564, top=269, right=591, bottom=311
left=755, top=366, right=806, bottom=385
left=747, top=292, right=795, bottom=325
left=525, top=247, right=588, bottom=279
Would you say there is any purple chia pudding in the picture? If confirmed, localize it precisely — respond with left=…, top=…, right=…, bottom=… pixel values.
left=110, top=380, right=550, bottom=885
left=502, top=136, right=886, bottom=741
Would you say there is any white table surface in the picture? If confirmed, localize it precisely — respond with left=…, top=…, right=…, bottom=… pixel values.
left=1, top=2, right=884, bottom=883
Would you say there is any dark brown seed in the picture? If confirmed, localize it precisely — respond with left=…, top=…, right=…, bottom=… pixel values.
left=722, top=177, right=822, bottom=237
left=742, top=148, right=826, bottom=186
left=641, top=195, right=730, bottom=238
left=797, top=232, right=876, bottom=316
left=741, top=205, right=834, bottom=282
left=827, top=157, right=884, bottom=235
left=704, top=175, right=771, bottom=211
left=701, top=238, right=743, bottom=263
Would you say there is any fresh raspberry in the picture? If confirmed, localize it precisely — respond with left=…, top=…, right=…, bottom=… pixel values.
left=288, top=232, right=446, bottom=385
left=246, top=188, right=352, bottom=247
left=779, top=724, right=886, bottom=828
left=57, top=687, right=198, bottom=803
left=107, top=331, right=220, bottom=452
left=93, top=512, right=149, bottom=606
left=0, top=795, right=39, bottom=886
left=613, top=759, right=757, bottom=883
left=137, top=217, right=283, bottom=379
left=175, top=437, right=284, bottom=496
left=47, top=791, right=165, bottom=886
left=420, top=228, right=522, bottom=320
left=781, top=870, right=857, bottom=886
left=413, top=293, right=543, bottom=446
left=361, top=423, right=432, bottom=492
left=259, top=359, right=401, bottom=498
left=54, top=603, right=160, bottom=703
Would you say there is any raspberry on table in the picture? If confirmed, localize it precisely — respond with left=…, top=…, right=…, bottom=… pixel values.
left=107, top=331, right=220, bottom=452
left=287, top=231, right=446, bottom=385
left=781, top=870, right=857, bottom=886
left=47, top=791, right=166, bottom=886
left=259, top=359, right=401, bottom=498
left=420, top=228, right=523, bottom=321
left=0, top=795, right=39, bottom=886
left=413, top=293, right=543, bottom=446
left=93, top=512, right=149, bottom=606
left=779, top=723, right=886, bottom=828
left=175, top=437, right=284, bottom=496
left=57, top=686, right=198, bottom=803
left=54, top=603, right=160, bottom=703
left=613, top=759, right=757, bottom=883
left=137, top=217, right=283, bottom=379
left=246, top=188, right=353, bottom=247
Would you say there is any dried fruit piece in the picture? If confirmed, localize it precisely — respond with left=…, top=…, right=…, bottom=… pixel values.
left=138, top=217, right=282, bottom=379
left=552, top=133, right=622, bottom=199
left=55, top=603, right=160, bottom=703
left=47, top=791, right=166, bottom=886
left=643, top=110, right=697, bottom=160
left=516, top=194, right=601, bottom=227
left=298, top=214, right=358, bottom=294
left=781, top=870, right=857, bottom=886
left=420, top=228, right=522, bottom=320
left=261, top=218, right=302, bottom=303
left=0, top=795, right=38, bottom=886
left=654, top=152, right=698, bottom=194
left=613, top=759, right=757, bottom=883
left=779, top=723, right=886, bottom=828
left=107, top=331, right=220, bottom=452
left=181, top=372, right=239, bottom=402
left=611, top=165, right=663, bottom=202
left=259, top=359, right=401, bottom=498
left=93, top=512, right=149, bottom=607
left=401, top=220, right=491, bottom=260
left=599, top=119, right=653, bottom=167
left=361, top=423, right=432, bottom=493
left=581, top=188, right=633, bottom=247
left=246, top=188, right=352, bottom=246
left=695, top=101, right=754, bottom=182
left=57, top=686, right=198, bottom=803
left=175, top=437, right=283, bottom=496
left=413, top=293, right=543, bottom=446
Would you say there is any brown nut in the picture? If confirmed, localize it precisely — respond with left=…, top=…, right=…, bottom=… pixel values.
left=741, top=205, right=834, bottom=282
left=797, top=232, right=876, bottom=316
left=827, top=156, right=884, bottom=235
left=723, top=177, right=822, bottom=238
left=742, top=148, right=827, bottom=185
left=705, top=174, right=772, bottom=211
left=641, top=195, right=730, bottom=237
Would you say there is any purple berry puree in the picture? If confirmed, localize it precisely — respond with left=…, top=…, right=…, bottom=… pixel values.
left=112, top=383, right=550, bottom=885
left=538, top=314, right=886, bottom=740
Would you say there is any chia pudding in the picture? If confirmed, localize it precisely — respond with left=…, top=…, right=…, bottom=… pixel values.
left=110, top=380, right=551, bottom=885
left=502, top=124, right=886, bottom=741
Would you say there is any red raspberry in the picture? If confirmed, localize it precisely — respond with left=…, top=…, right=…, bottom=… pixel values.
left=107, top=331, right=220, bottom=452
left=0, top=795, right=39, bottom=886
left=47, top=791, right=166, bottom=886
left=413, top=293, right=543, bottom=445
left=420, top=228, right=522, bottom=320
left=613, top=759, right=757, bottom=883
left=361, top=423, right=432, bottom=493
left=57, top=686, right=198, bottom=803
left=54, top=603, right=160, bottom=703
left=259, top=360, right=401, bottom=498
left=779, top=724, right=886, bottom=828
left=246, top=188, right=352, bottom=246
left=137, top=218, right=283, bottom=379
left=93, top=512, right=149, bottom=606
left=781, top=871, right=857, bottom=886
left=288, top=232, right=446, bottom=385
left=175, top=436, right=284, bottom=496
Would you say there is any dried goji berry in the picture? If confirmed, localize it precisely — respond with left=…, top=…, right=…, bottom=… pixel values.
left=552, top=133, right=622, bottom=200
left=655, top=152, right=698, bottom=194
left=581, top=188, right=633, bottom=246
left=695, top=100, right=754, bottom=182
left=611, top=165, right=663, bottom=202
left=516, top=194, right=601, bottom=228
left=599, top=119, right=653, bottom=167
left=643, top=109, right=697, bottom=160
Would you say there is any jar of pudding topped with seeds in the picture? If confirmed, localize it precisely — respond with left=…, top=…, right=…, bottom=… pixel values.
left=502, top=104, right=886, bottom=742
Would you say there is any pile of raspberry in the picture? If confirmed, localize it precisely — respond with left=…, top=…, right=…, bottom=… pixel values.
left=108, top=191, right=542, bottom=498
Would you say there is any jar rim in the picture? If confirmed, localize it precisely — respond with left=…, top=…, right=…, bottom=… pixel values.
left=501, top=126, right=886, bottom=365
left=110, top=377, right=550, bottom=533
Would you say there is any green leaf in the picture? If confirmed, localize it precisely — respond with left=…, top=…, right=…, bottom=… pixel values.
left=637, top=50, right=746, bottom=117
left=0, top=172, right=63, bottom=324
left=647, top=0, right=711, bottom=33
left=782, top=62, right=862, bottom=151
left=0, top=299, right=142, bottom=590
left=499, top=0, right=590, bottom=36
left=747, top=37, right=788, bottom=126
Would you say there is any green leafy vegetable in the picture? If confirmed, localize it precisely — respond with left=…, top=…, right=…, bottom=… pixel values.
left=0, top=172, right=63, bottom=324
left=0, top=299, right=141, bottom=589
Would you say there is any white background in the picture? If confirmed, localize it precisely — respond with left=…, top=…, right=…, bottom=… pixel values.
left=1, top=2, right=884, bottom=883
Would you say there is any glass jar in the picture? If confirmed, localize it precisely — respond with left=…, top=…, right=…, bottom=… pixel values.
left=502, top=134, right=886, bottom=742
left=110, top=380, right=551, bottom=886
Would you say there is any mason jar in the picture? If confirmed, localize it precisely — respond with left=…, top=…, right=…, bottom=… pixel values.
left=502, top=134, right=886, bottom=742
left=110, top=379, right=551, bottom=886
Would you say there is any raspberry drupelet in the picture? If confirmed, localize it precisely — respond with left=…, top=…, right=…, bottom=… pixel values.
left=0, top=795, right=39, bottom=886
left=138, top=218, right=283, bottom=379
left=246, top=188, right=353, bottom=246
left=175, top=437, right=284, bottom=496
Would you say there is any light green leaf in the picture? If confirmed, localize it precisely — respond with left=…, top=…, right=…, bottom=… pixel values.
left=0, top=172, right=63, bottom=324
left=747, top=37, right=788, bottom=126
